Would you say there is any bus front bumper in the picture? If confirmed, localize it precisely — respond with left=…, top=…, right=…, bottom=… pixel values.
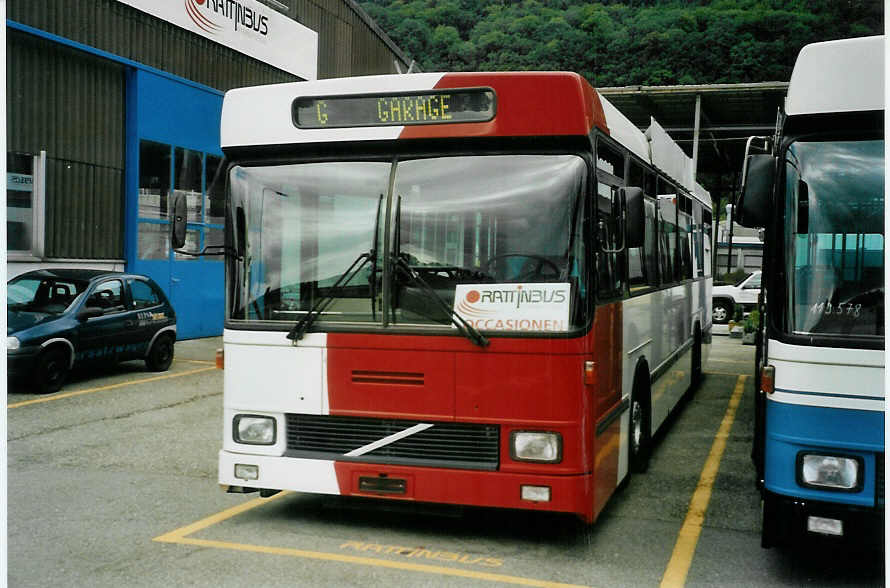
left=219, top=450, right=599, bottom=523
left=762, top=489, right=884, bottom=549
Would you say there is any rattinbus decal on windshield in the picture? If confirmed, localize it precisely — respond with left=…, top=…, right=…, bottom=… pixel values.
left=453, top=283, right=571, bottom=332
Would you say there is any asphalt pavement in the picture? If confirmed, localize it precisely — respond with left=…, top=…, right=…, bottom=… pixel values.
left=6, top=332, right=885, bottom=587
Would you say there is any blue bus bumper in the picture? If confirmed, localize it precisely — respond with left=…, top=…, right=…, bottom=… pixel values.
left=763, top=400, right=884, bottom=547
left=762, top=489, right=884, bottom=548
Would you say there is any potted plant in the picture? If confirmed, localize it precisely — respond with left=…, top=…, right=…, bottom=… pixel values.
left=729, top=306, right=744, bottom=338
left=742, top=309, right=759, bottom=344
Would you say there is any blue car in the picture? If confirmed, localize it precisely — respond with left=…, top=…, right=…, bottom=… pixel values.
left=7, top=269, right=177, bottom=394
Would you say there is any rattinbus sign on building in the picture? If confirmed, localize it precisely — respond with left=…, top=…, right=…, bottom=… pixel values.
left=6, top=0, right=411, bottom=338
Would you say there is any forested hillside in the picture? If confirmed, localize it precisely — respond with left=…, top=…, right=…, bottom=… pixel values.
left=360, top=0, right=881, bottom=85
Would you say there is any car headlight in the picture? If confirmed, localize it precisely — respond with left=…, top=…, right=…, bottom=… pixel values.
left=798, top=453, right=862, bottom=491
left=6, top=337, right=21, bottom=351
left=233, top=415, right=276, bottom=445
left=511, top=431, right=562, bottom=463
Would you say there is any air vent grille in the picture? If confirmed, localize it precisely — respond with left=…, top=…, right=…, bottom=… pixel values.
left=285, top=414, right=499, bottom=471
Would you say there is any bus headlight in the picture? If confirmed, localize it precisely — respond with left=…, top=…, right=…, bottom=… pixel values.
left=6, top=337, right=21, bottom=351
left=798, top=453, right=861, bottom=491
left=511, top=431, right=562, bottom=463
left=234, top=415, right=276, bottom=445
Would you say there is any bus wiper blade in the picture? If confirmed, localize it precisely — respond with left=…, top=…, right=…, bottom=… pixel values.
left=287, top=252, right=371, bottom=342
left=392, top=255, right=489, bottom=348
left=369, top=194, right=383, bottom=321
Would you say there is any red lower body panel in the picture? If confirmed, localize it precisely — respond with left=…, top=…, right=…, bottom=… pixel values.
left=333, top=461, right=596, bottom=523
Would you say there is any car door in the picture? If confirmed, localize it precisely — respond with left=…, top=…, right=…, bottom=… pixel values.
left=126, top=277, right=171, bottom=355
left=76, top=278, right=141, bottom=364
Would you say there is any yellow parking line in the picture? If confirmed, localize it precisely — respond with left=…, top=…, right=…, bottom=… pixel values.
left=154, top=492, right=291, bottom=542
left=660, top=375, right=747, bottom=588
left=176, top=358, right=216, bottom=366
left=8, top=366, right=217, bottom=409
left=154, top=493, right=590, bottom=588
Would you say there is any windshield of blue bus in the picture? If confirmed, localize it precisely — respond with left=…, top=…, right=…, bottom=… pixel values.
left=784, top=139, right=884, bottom=340
left=228, top=154, right=587, bottom=333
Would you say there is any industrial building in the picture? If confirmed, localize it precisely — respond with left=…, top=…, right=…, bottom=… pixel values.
left=6, top=0, right=411, bottom=338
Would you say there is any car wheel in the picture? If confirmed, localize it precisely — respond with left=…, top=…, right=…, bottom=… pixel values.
left=713, top=300, right=732, bottom=324
left=35, top=348, right=70, bottom=394
left=145, top=334, right=174, bottom=372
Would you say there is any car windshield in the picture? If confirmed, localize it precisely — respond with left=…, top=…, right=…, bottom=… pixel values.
left=228, top=154, right=587, bottom=334
left=734, top=273, right=753, bottom=287
left=784, top=139, right=884, bottom=339
left=7, top=276, right=90, bottom=315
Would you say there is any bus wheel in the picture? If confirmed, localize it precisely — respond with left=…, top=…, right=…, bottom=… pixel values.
left=629, top=371, right=651, bottom=473
left=34, top=348, right=70, bottom=394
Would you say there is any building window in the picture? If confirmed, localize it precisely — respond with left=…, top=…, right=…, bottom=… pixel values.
left=7, top=151, right=46, bottom=259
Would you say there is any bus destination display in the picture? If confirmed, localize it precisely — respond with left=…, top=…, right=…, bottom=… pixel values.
left=293, top=89, right=496, bottom=129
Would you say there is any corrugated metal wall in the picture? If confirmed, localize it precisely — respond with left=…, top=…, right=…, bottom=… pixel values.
left=7, top=31, right=125, bottom=259
left=7, top=0, right=410, bottom=260
left=8, top=0, right=409, bottom=85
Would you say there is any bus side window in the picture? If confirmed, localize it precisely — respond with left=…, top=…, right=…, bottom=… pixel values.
left=692, top=201, right=704, bottom=278
left=627, top=160, right=658, bottom=293
left=702, top=208, right=713, bottom=277
left=596, top=181, right=624, bottom=300
left=657, top=177, right=677, bottom=284
left=678, top=195, right=694, bottom=280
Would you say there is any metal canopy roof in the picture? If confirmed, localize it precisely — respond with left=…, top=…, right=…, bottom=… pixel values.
left=598, top=82, right=789, bottom=178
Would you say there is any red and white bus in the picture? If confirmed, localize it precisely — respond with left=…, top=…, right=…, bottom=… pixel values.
left=209, top=72, right=712, bottom=523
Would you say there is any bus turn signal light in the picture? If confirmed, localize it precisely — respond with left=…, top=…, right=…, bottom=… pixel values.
left=216, top=348, right=224, bottom=370
left=761, top=364, right=775, bottom=395
left=584, top=361, right=596, bottom=386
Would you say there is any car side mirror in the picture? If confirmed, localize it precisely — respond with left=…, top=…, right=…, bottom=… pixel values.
left=171, top=193, right=188, bottom=249
left=77, top=307, right=104, bottom=321
left=623, top=187, right=645, bottom=249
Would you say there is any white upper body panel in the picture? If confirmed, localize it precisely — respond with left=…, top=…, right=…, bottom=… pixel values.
left=598, top=92, right=650, bottom=163
left=646, top=118, right=691, bottom=191
left=786, top=36, right=884, bottom=116
left=221, top=73, right=447, bottom=147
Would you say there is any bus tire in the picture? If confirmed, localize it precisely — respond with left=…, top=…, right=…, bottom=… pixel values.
left=34, top=347, right=70, bottom=394
left=629, top=367, right=651, bottom=474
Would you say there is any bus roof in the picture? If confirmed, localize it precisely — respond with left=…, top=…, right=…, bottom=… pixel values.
left=221, top=71, right=709, bottom=206
left=786, top=36, right=884, bottom=116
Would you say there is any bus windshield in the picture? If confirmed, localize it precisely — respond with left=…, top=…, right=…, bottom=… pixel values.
left=784, top=138, right=884, bottom=340
left=229, top=154, right=587, bottom=332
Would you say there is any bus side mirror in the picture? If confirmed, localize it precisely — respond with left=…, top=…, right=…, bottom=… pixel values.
left=623, top=186, right=644, bottom=249
left=171, top=193, right=188, bottom=249
left=736, top=154, right=775, bottom=228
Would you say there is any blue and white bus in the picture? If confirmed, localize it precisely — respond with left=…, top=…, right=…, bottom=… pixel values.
left=736, top=36, right=884, bottom=547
